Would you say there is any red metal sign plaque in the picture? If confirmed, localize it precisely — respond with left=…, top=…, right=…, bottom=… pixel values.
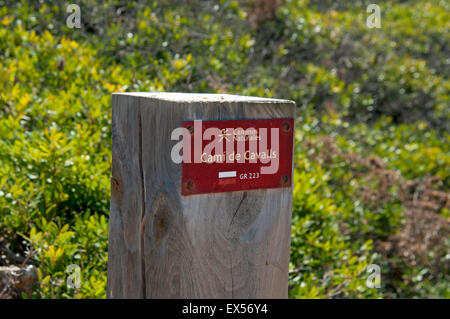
left=181, top=118, right=294, bottom=195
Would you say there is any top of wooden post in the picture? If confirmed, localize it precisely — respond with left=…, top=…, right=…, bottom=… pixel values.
left=112, top=92, right=295, bottom=104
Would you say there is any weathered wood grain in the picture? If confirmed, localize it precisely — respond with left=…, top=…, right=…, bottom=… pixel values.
left=108, top=93, right=295, bottom=299
left=107, top=94, right=145, bottom=298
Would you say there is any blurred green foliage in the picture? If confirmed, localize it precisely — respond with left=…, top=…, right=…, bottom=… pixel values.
left=0, top=0, right=448, bottom=298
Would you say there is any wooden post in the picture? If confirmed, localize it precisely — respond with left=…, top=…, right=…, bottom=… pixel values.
left=107, top=93, right=295, bottom=298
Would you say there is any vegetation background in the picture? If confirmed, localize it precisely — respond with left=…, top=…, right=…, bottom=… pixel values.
left=0, top=0, right=448, bottom=298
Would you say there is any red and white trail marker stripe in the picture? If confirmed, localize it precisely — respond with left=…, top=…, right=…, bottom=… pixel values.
left=218, top=171, right=237, bottom=178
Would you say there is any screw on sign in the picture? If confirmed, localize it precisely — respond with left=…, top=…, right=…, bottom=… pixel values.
left=108, top=93, right=295, bottom=299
